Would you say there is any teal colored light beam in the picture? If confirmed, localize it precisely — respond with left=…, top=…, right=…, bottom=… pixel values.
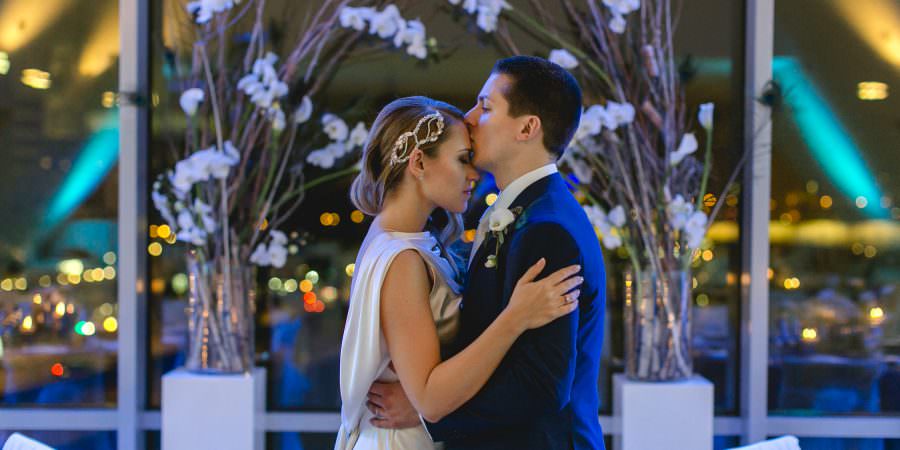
left=773, top=57, right=887, bottom=218
left=43, top=112, right=119, bottom=230
left=688, top=57, right=886, bottom=218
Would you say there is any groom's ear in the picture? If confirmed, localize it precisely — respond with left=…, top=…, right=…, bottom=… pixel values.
left=516, top=115, right=542, bottom=142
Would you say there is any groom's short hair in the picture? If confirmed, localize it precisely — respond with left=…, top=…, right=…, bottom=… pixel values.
left=492, top=56, right=582, bottom=159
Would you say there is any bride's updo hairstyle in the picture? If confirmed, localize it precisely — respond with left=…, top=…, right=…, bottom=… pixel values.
left=350, top=96, right=466, bottom=247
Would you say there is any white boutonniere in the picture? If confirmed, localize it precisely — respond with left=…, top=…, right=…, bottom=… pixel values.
left=484, top=206, right=523, bottom=269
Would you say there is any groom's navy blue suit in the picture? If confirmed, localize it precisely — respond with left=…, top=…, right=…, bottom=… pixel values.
left=426, top=172, right=606, bottom=450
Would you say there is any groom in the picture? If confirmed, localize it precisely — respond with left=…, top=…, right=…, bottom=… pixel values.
left=367, top=56, right=606, bottom=449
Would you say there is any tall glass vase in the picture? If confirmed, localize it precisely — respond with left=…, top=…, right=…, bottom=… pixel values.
left=625, top=268, right=693, bottom=381
left=185, top=252, right=256, bottom=373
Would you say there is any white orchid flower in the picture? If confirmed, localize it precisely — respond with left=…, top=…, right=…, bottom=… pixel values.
left=249, top=243, right=271, bottom=266
left=267, top=243, right=288, bottom=268
left=601, top=232, right=623, bottom=250
left=177, top=227, right=207, bottom=246
left=574, top=105, right=606, bottom=142
left=270, top=230, right=288, bottom=246
left=172, top=158, right=208, bottom=193
left=193, top=199, right=217, bottom=233
left=202, top=151, right=231, bottom=179
left=609, top=13, right=626, bottom=33
left=238, top=53, right=287, bottom=111
left=407, top=40, right=428, bottom=59
left=339, top=6, right=374, bottom=31
left=152, top=190, right=176, bottom=229
left=666, top=194, right=693, bottom=230
left=269, top=106, right=286, bottom=132
left=598, top=105, right=619, bottom=131
left=186, top=0, right=239, bottom=24
left=608, top=205, right=627, bottom=227
left=476, top=9, right=499, bottom=32
left=307, top=149, right=336, bottom=169
left=322, top=114, right=349, bottom=142
left=608, top=101, right=635, bottom=126
left=699, top=102, right=714, bottom=130
left=604, top=0, right=640, bottom=15
left=584, top=205, right=613, bottom=235
left=684, top=211, right=708, bottom=248
left=177, top=209, right=196, bottom=233
left=549, top=49, right=579, bottom=70
left=293, top=96, right=313, bottom=124
left=669, top=132, right=698, bottom=166
left=223, top=140, right=240, bottom=164
left=469, top=0, right=509, bottom=32
left=563, top=151, right=593, bottom=183
left=369, top=5, right=403, bottom=38
left=179, top=88, right=204, bottom=116
left=393, top=19, right=428, bottom=59
left=348, top=122, right=369, bottom=148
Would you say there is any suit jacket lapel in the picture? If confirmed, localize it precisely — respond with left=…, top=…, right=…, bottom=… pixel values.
left=467, top=173, right=559, bottom=272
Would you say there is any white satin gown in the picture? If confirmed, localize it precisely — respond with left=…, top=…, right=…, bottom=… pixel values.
left=335, top=226, right=462, bottom=450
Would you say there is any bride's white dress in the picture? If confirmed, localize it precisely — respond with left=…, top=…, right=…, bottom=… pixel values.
left=335, top=225, right=462, bottom=450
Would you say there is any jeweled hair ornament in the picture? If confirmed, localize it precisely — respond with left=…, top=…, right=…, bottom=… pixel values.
left=389, top=111, right=445, bottom=166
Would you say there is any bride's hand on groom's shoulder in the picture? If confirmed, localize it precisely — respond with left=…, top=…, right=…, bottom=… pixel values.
left=503, top=258, right=583, bottom=334
left=367, top=381, right=421, bottom=429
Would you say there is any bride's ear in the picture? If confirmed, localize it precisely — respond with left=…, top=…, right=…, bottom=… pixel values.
left=407, top=147, right=426, bottom=181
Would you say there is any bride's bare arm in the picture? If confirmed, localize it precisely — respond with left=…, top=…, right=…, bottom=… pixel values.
left=380, top=250, right=580, bottom=423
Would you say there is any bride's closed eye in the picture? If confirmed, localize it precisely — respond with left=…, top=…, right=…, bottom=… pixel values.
left=459, top=149, right=474, bottom=165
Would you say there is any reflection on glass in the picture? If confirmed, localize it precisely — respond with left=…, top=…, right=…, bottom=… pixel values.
left=770, top=0, right=900, bottom=416
left=794, top=437, right=900, bottom=450
left=269, top=433, right=341, bottom=450
left=0, top=431, right=115, bottom=450
left=0, top=0, right=119, bottom=406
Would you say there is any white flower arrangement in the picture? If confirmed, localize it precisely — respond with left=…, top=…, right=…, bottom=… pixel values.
left=447, top=0, right=511, bottom=33
left=602, top=0, right=641, bottom=34
left=548, top=49, right=578, bottom=70
left=339, top=4, right=433, bottom=60
left=152, top=0, right=408, bottom=271
left=305, top=115, right=370, bottom=170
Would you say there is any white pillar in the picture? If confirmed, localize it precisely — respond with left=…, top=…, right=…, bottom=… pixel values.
left=162, top=368, right=266, bottom=450
left=613, top=374, right=714, bottom=450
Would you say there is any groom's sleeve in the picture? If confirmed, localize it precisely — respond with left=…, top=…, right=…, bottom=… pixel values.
left=425, top=222, right=582, bottom=441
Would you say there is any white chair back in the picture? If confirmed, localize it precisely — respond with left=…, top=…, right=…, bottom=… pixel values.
left=727, top=435, right=800, bottom=450
left=2, top=433, right=56, bottom=450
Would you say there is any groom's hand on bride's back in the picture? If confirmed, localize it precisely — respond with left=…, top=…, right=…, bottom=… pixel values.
left=367, top=381, right=420, bottom=429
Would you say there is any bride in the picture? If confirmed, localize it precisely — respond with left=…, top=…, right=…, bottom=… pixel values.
left=336, top=96, right=582, bottom=449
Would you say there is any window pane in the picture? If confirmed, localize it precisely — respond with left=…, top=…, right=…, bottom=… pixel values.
left=770, top=0, right=900, bottom=416
left=794, top=437, right=900, bottom=450
left=716, top=436, right=742, bottom=450
left=268, top=433, right=337, bottom=450
left=0, top=0, right=119, bottom=407
left=0, top=431, right=116, bottom=450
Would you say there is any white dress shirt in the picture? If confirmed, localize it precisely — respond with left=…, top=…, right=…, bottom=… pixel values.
left=468, top=164, right=558, bottom=267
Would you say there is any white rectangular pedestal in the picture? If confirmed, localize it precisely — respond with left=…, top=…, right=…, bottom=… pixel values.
left=162, top=367, right=265, bottom=450
left=613, top=373, right=714, bottom=450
